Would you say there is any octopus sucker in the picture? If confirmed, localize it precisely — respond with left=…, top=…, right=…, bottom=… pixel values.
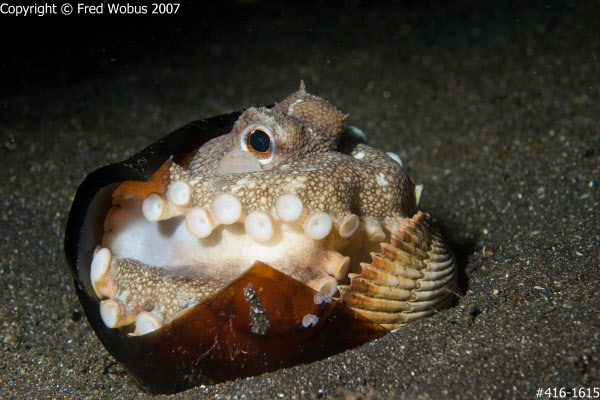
left=99, top=299, right=133, bottom=328
left=303, top=211, right=333, bottom=240
left=90, top=247, right=115, bottom=298
left=66, top=83, right=457, bottom=390
left=133, top=311, right=163, bottom=336
left=274, top=193, right=305, bottom=221
left=244, top=211, right=275, bottom=242
left=169, top=181, right=193, bottom=206
left=364, top=223, right=387, bottom=243
left=185, top=208, right=217, bottom=238
left=212, top=193, right=243, bottom=224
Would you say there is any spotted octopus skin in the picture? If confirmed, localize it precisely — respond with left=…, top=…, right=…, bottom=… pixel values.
left=93, top=83, right=431, bottom=334
left=170, top=142, right=415, bottom=230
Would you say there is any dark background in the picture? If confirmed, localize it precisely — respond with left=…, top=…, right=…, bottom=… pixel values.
left=1, top=1, right=599, bottom=398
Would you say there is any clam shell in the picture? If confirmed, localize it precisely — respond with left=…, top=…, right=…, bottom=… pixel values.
left=338, top=211, right=457, bottom=330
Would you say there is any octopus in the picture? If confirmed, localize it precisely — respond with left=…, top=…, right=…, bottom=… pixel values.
left=89, top=82, right=456, bottom=336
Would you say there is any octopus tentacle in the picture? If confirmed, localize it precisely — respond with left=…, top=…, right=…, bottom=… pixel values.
left=91, top=247, right=227, bottom=330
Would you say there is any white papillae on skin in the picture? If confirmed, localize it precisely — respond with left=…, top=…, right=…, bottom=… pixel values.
left=275, top=194, right=304, bottom=221
left=142, top=193, right=165, bottom=222
left=170, top=181, right=192, bottom=206
left=186, top=208, right=215, bottom=238
left=244, top=211, right=275, bottom=242
left=212, top=193, right=242, bottom=224
left=95, top=84, right=441, bottom=335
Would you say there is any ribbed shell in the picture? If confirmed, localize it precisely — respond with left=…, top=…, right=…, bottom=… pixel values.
left=338, top=211, right=456, bottom=330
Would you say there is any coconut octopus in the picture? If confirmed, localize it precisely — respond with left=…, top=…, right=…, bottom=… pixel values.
left=89, top=82, right=456, bottom=336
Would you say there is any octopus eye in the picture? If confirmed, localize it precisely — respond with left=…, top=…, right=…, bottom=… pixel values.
left=241, top=124, right=274, bottom=163
left=249, top=129, right=270, bottom=153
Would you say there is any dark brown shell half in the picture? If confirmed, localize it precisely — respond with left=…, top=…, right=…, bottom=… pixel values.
left=64, top=112, right=387, bottom=393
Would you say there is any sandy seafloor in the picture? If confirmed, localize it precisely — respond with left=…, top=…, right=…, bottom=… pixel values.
left=1, top=1, right=599, bottom=399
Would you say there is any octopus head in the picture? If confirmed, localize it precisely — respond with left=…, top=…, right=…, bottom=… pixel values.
left=220, top=82, right=347, bottom=173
